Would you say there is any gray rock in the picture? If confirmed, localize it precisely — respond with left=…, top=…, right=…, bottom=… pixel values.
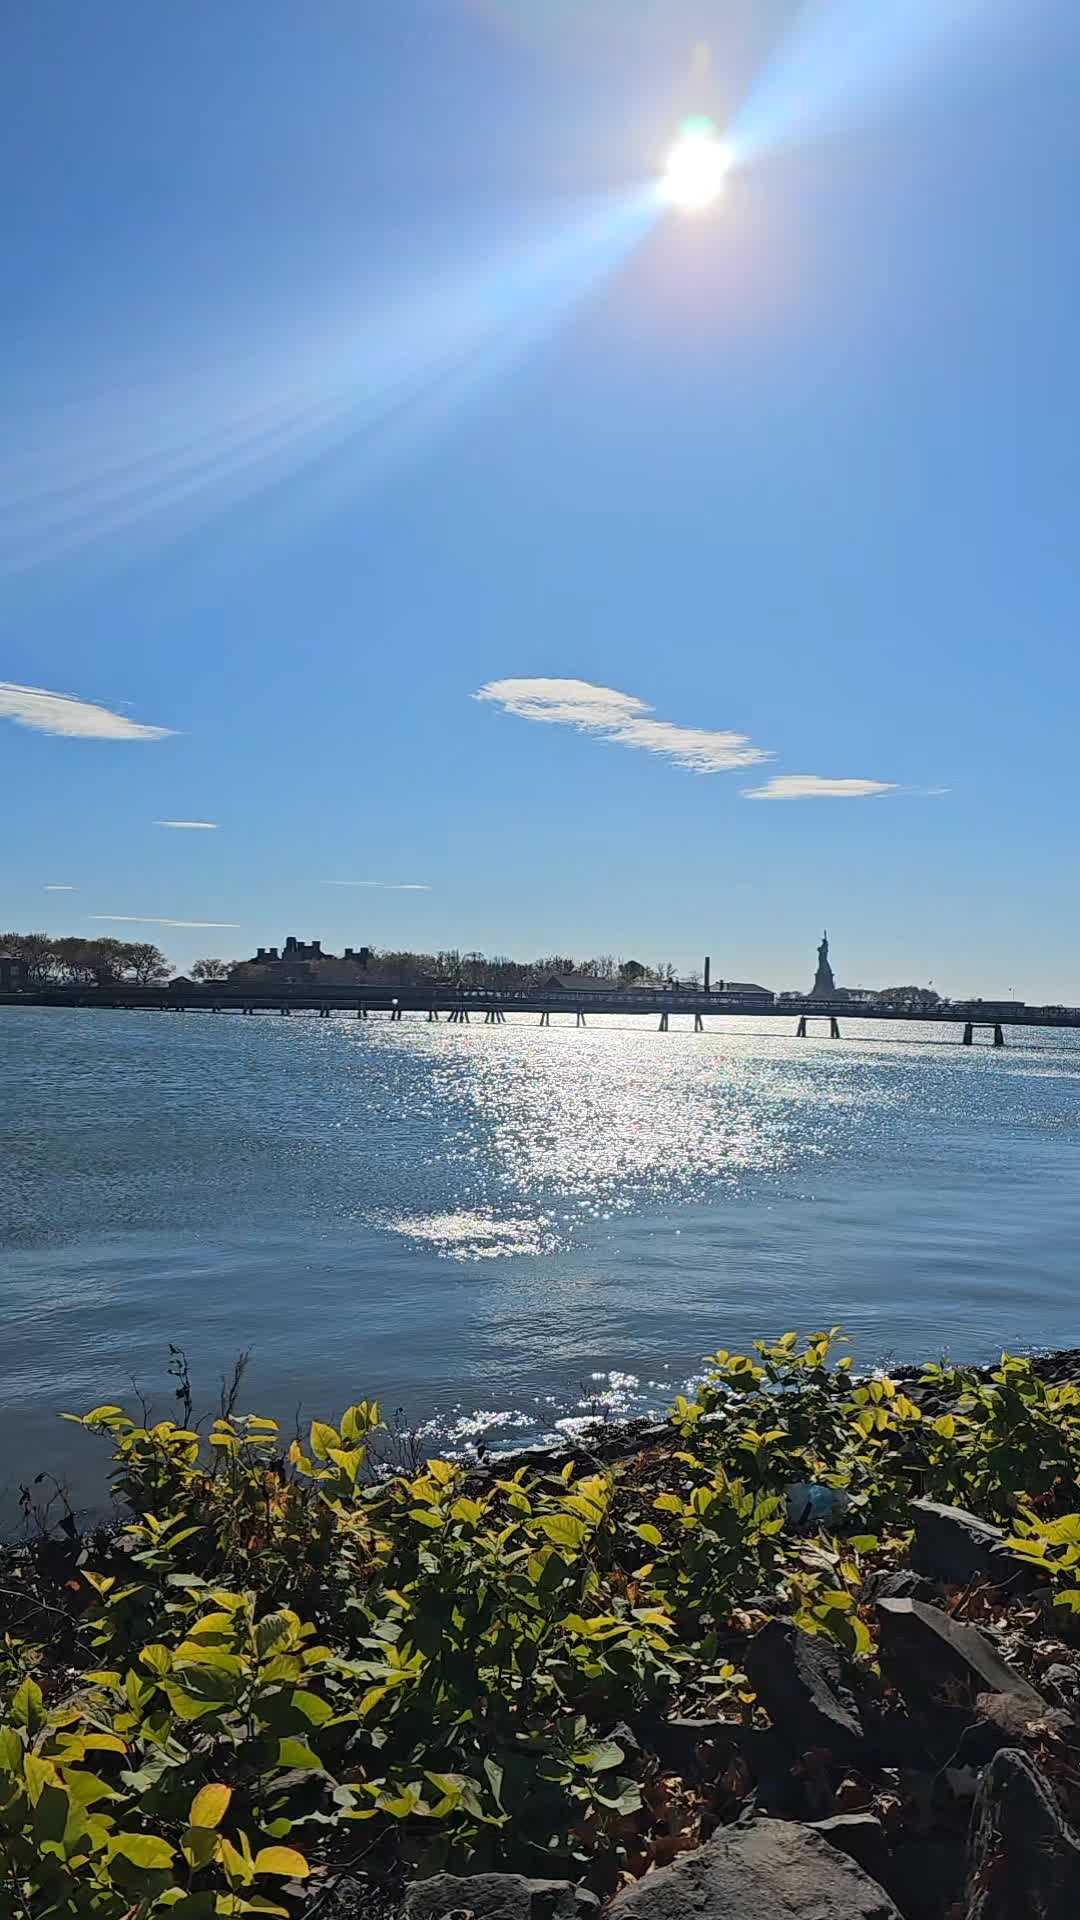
left=860, top=1568, right=935, bottom=1606
left=608, top=1817, right=900, bottom=1920
left=965, top=1747, right=1080, bottom=1918
left=1042, top=1662, right=1080, bottom=1710
left=746, top=1619, right=864, bottom=1759
left=810, top=1813, right=890, bottom=1886
left=909, top=1500, right=1040, bottom=1592
left=876, top=1598, right=1047, bottom=1710
left=406, top=1876, right=599, bottom=1920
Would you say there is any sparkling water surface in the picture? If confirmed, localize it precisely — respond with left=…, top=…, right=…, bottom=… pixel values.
left=3, top=1007, right=1079, bottom=1512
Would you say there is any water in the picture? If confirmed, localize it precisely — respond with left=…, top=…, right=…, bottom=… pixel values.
left=3, top=1006, right=1080, bottom=1514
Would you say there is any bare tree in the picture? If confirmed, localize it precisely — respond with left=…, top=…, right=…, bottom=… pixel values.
left=192, top=957, right=229, bottom=982
left=126, top=942, right=170, bottom=986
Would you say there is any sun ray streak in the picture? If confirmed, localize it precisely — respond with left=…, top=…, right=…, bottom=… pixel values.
left=729, top=0, right=998, bottom=164
left=4, top=188, right=658, bottom=577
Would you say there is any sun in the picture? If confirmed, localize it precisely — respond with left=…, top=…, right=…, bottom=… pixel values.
left=660, top=119, right=732, bottom=211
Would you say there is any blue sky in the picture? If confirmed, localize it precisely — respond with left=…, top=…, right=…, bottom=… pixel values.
left=3, top=0, right=1079, bottom=998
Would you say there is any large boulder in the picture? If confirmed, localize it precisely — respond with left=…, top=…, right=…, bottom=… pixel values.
left=909, top=1500, right=1040, bottom=1592
left=809, top=1813, right=891, bottom=1886
left=608, top=1817, right=900, bottom=1920
left=745, top=1620, right=864, bottom=1759
left=406, top=1876, right=599, bottom=1920
left=965, top=1747, right=1080, bottom=1918
left=876, top=1598, right=1047, bottom=1710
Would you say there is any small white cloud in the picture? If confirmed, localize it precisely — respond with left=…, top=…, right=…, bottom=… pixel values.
left=155, top=819, right=219, bottom=830
left=743, top=775, right=897, bottom=801
left=0, top=682, right=172, bottom=740
left=327, top=881, right=431, bottom=891
left=923, top=786, right=952, bottom=797
left=45, top=884, right=77, bottom=891
left=91, top=915, right=240, bottom=928
left=476, top=677, right=770, bottom=774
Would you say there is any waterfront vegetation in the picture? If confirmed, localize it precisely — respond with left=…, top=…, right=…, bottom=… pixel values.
left=3, top=1331, right=1080, bottom=1916
left=0, top=934, right=676, bottom=994
left=0, top=935, right=170, bottom=989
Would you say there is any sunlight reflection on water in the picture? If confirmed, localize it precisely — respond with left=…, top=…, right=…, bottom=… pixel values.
left=4, top=1009, right=1080, bottom=1503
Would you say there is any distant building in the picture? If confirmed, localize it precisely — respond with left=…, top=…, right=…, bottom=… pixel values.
left=544, top=973, right=621, bottom=994
left=230, top=937, right=372, bottom=987
left=0, top=953, right=28, bottom=992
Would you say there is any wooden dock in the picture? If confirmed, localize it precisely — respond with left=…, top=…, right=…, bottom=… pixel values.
left=2, top=986, right=1075, bottom=1044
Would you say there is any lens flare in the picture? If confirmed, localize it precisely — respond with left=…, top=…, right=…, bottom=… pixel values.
left=660, top=118, right=732, bottom=210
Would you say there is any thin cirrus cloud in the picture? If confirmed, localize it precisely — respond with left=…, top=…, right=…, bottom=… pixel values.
left=91, top=916, right=241, bottom=928
left=327, top=881, right=431, bottom=891
left=476, top=678, right=922, bottom=799
left=0, top=681, right=172, bottom=740
left=155, top=819, right=219, bottom=830
left=743, top=775, right=898, bottom=801
left=476, top=678, right=771, bottom=773
left=45, top=884, right=77, bottom=891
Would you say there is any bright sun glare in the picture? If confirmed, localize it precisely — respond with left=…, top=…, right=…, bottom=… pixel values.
left=660, top=119, right=732, bottom=210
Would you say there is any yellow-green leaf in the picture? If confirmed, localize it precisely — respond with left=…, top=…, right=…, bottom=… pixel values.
left=537, top=1513, right=587, bottom=1550
left=328, top=1447, right=363, bottom=1483
left=309, top=1421, right=340, bottom=1460
left=182, top=1824, right=220, bottom=1869
left=60, top=1769, right=116, bottom=1806
left=276, top=1737, right=324, bottom=1771
left=190, top=1783, right=232, bottom=1830
left=109, top=1833, right=177, bottom=1869
left=290, top=1689, right=333, bottom=1725
left=253, top=1846, right=310, bottom=1878
left=255, top=1611, right=295, bottom=1657
left=163, top=1684, right=219, bottom=1721
left=636, top=1523, right=663, bottom=1547
left=11, top=1675, right=44, bottom=1730
left=219, top=1835, right=253, bottom=1885
left=24, top=1753, right=58, bottom=1805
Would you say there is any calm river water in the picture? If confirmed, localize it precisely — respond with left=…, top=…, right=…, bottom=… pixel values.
left=3, top=1006, right=1079, bottom=1512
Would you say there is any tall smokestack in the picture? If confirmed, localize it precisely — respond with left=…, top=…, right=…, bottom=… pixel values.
left=704, top=955, right=711, bottom=994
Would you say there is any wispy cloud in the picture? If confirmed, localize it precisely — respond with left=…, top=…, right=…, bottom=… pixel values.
left=327, top=881, right=431, bottom=891
left=0, top=682, right=172, bottom=740
left=91, top=915, right=240, bottom=928
left=743, top=775, right=897, bottom=801
left=155, top=819, right=219, bottom=830
left=476, top=678, right=770, bottom=774
left=45, top=884, right=77, bottom=891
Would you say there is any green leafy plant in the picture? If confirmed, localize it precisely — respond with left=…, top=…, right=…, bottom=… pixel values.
left=4, top=1331, right=1078, bottom=1912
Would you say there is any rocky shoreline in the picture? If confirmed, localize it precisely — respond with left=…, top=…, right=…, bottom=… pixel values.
left=345, top=1349, right=1080, bottom=1920
left=4, top=1338, right=1080, bottom=1920
left=321, top=1489, right=1080, bottom=1920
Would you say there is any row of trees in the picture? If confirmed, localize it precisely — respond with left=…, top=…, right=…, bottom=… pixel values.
left=2, top=936, right=690, bottom=994
left=0, top=931, right=171, bottom=987
left=331, top=949, right=685, bottom=989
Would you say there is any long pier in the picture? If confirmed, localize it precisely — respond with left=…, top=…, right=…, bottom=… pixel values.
left=2, top=985, right=1077, bottom=1043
